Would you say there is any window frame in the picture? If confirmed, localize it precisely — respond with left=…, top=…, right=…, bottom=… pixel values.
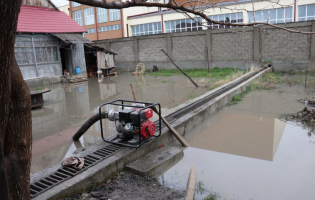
left=98, top=24, right=121, bottom=32
left=73, top=10, right=83, bottom=26
left=165, top=18, right=203, bottom=33
left=72, top=2, right=81, bottom=7
left=131, top=22, right=162, bottom=36
left=248, top=7, right=293, bottom=24
left=84, top=7, right=95, bottom=26
left=97, top=7, right=108, bottom=23
left=298, top=4, right=315, bottom=21
left=109, top=9, right=121, bottom=21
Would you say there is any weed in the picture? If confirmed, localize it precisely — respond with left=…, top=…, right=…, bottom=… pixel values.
left=196, top=181, right=205, bottom=194
left=161, top=80, right=167, bottom=83
left=137, top=84, right=140, bottom=88
left=203, top=194, right=217, bottom=200
left=36, top=87, right=43, bottom=90
left=148, top=68, right=244, bottom=78
left=187, top=94, right=199, bottom=99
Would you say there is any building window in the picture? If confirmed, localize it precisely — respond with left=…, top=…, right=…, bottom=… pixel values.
left=248, top=7, right=292, bottom=24
left=14, top=37, right=59, bottom=65
left=165, top=18, right=202, bottom=33
left=208, top=13, right=243, bottom=29
left=109, top=9, right=121, bottom=21
left=131, top=22, right=162, bottom=36
left=73, top=10, right=83, bottom=26
left=98, top=24, right=121, bottom=32
left=72, top=2, right=81, bottom=7
left=97, top=8, right=108, bottom=23
left=84, top=7, right=95, bottom=25
left=298, top=4, right=315, bottom=21
left=87, top=28, right=96, bottom=33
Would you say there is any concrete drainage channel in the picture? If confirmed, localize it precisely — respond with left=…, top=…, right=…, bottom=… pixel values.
left=31, top=67, right=271, bottom=200
left=30, top=144, right=123, bottom=198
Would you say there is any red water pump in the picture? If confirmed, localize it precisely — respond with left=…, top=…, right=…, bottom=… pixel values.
left=107, top=104, right=156, bottom=140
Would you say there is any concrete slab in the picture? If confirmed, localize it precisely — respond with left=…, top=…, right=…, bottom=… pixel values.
left=126, top=146, right=183, bottom=176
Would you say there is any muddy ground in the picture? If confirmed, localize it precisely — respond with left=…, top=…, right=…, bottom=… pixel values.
left=64, top=171, right=185, bottom=200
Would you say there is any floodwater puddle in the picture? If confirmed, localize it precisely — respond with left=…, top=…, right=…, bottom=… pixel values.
left=31, top=73, right=209, bottom=173
left=159, top=85, right=315, bottom=200
left=189, top=113, right=286, bottom=161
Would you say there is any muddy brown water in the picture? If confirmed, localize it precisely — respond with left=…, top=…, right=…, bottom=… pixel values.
left=159, top=84, right=315, bottom=200
left=31, top=73, right=210, bottom=173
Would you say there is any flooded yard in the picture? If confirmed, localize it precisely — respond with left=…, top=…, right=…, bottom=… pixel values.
left=31, top=73, right=210, bottom=173
left=159, top=84, right=315, bottom=200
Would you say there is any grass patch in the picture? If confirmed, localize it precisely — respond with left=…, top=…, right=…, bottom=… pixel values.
left=187, top=94, right=200, bottom=99
left=161, top=80, right=167, bottom=83
left=36, top=87, right=43, bottom=90
left=148, top=67, right=243, bottom=78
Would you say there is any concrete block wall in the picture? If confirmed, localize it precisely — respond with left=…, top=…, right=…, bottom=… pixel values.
left=94, top=21, right=315, bottom=71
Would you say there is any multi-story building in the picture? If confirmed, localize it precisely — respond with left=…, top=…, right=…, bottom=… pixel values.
left=69, top=0, right=160, bottom=41
left=126, top=0, right=315, bottom=37
left=70, top=0, right=315, bottom=41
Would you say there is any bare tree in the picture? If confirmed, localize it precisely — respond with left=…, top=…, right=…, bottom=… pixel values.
left=0, top=0, right=313, bottom=200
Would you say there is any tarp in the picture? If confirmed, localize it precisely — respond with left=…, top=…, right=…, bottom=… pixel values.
left=97, top=52, right=115, bottom=69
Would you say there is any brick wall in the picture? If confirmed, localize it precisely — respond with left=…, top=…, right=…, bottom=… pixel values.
left=212, top=30, right=253, bottom=61
left=94, top=21, right=315, bottom=71
left=172, top=35, right=206, bottom=62
left=139, top=37, right=167, bottom=62
left=260, top=26, right=311, bottom=61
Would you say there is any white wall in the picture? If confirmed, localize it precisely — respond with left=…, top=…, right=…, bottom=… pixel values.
left=125, top=0, right=315, bottom=35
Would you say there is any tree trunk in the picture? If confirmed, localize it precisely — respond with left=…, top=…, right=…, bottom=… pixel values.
left=0, top=1, right=32, bottom=200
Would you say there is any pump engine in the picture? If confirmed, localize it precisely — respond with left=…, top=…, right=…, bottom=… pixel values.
left=107, top=104, right=156, bottom=140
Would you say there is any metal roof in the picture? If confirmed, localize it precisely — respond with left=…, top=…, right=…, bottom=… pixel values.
left=17, top=6, right=87, bottom=33
left=53, top=33, right=92, bottom=44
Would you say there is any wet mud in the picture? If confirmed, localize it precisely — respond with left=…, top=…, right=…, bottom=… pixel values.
left=63, top=171, right=184, bottom=200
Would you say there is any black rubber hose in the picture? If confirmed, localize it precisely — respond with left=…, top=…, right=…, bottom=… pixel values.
left=73, top=111, right=108, bottom=141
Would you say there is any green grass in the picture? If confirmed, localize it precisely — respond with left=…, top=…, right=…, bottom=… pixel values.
left=148, top=68, right=243, bottom=78
left=229, top=88, right=251, bottom=105
left=187, top=94, right=200, bottom=99
left=36, top=87, right=43, bottom=90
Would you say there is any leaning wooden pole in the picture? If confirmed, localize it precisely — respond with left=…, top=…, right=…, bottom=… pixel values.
left=160, top=49, right=199, bottom=88
left=185, top=166, right=196, bottom=200
left=130, top=83, right=136, bottom=101
left=150, top=106, right=190, bottom=147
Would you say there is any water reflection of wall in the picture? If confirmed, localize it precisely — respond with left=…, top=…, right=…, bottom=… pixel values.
left=189, top=114, right=286, bottom=161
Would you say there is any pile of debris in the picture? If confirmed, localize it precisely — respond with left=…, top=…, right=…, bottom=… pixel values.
left=280, top=107, right=315, bottom=134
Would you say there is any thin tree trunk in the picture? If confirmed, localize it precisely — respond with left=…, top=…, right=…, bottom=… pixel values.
left=0, top=1, right=32, bottom=200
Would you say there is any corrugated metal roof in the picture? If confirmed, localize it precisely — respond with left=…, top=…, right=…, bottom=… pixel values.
left=53, top=34, right=92, bottom=44
left=17, top=6, right=87, bottom=33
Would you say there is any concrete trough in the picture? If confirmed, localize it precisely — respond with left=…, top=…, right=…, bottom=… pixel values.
left=31, top=68, right=271, bottom=200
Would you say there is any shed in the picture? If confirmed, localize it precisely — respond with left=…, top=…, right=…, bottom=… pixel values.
left=16, top=1, right=91, bottom=81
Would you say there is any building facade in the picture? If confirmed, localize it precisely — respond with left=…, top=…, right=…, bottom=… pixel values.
left=126, top=0, right=315, bottom=37
left=70, top=0, right=315, bottom=41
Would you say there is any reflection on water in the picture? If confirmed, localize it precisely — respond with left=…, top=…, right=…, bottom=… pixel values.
left=159, top=85, right=315, bottom=200
left=31, top=73, right=209, bottom=173
left=189, top=114, right=286, bottom=161
left=161, top=124, right=315, bottom=200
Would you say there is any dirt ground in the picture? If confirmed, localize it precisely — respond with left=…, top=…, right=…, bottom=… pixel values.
left=64, top=171, right=185, bottom=200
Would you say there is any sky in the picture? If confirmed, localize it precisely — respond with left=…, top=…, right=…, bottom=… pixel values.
left=51, top=0, right=69, bottom=7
